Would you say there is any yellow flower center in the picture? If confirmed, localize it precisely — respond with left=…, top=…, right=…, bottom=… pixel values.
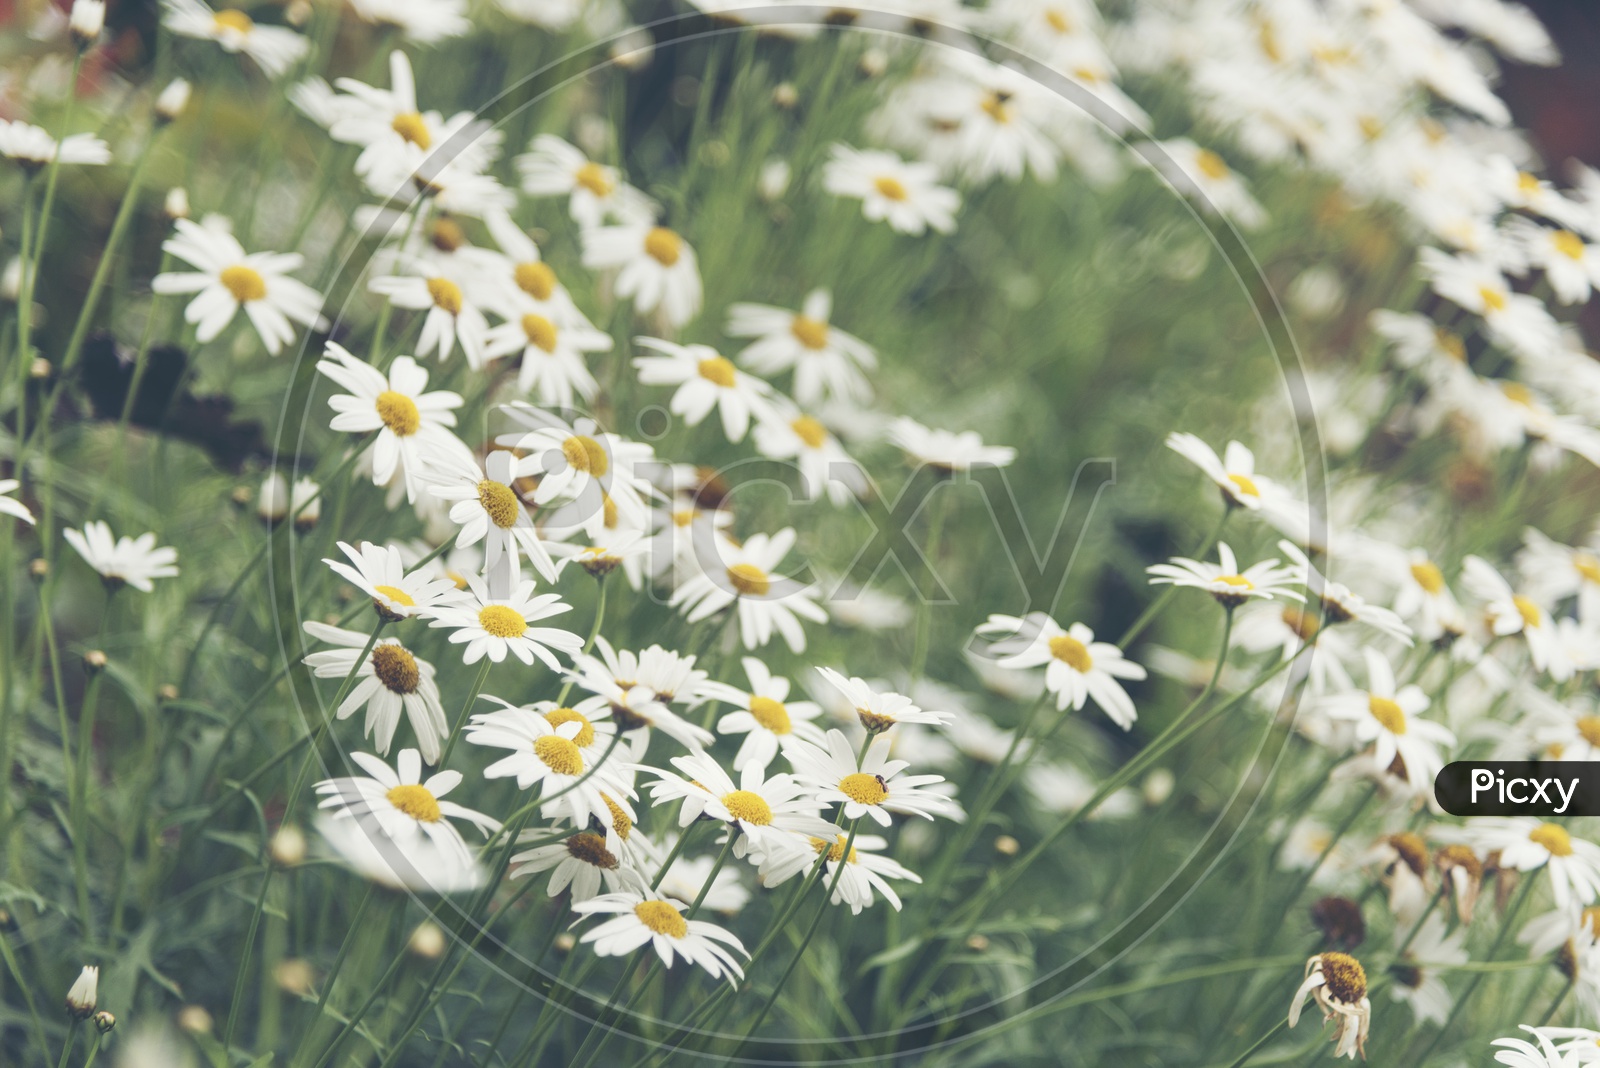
left=477, top=604, right=526, bottom=638
left=873, top=175, right=908, bottom=201
left=574, top=161, right=613, bottom=196
left=475, top=479, right=520, bottom=529
left=1531, top=823, right=1574, bottom=857
left=672, top=508, right=696, bottom=528
left=1318, top=952, right=1368, bottom=1004
left=1227, top=472, right=1260, bottom=498
left=1574, top=553, right=1600, bottom=585
left=375, top=390, right=421, bottom=436
left=1576, top=716, right=1600, bottom=748
left=220, top=265, right=267, bottom=303
left=1517, top=171, right=1542, bottom=194
left=727, top=563, right=770, bottom=597
left=748, top=695, right=792, bottom=734
left=370, top=644, right=420, bottom=694
left=602, top=792, right=632, bottom=840
left=1553, top=230, right=1587, bottom=260
left=1513, top=594, right=1543, bottom=629
left=791, top=416, right=828, bottom=449
left=1478, top=286, right=1507, bottom=313
left=601, top=492, right=618, bottom=530
left=697, top=357, right=738, bottom=388
left=1044, top=7, right=1070, bottom=32
left=1502, top=382, right=1534, bottom=408
left=561, top=435, right=609, bottom=476
left=213, top=9, right=254, bottom=34
left=1194, top=149, right=1230, bottom=180
left=634, top=900, right=688, bottom=938
left=427, top=277, right=463, bottom=315
left=1367, top=695, right=1407, bottom=735
left=1048, top=634, right=1093, bottom=672
left=373, top=584, right=415, bottom=607
left=430, top=218, right=465, bottom=252
left=564, top=831, right=618, bottom=869
left=515, top=261, right=557, bottom=301
left=1281, top=606, right=1320, bottom=641
left=391, top=112, right=431, bottom=149
left=811, top=834, right=858, bottom=864
left=980, top=92, right=1013, bottom=124
left=644, top=227, right=682, bottom=266
left=838, top=772, right=888, bottom=806
left=1410, top=560, right=1445, bottom=595
left=721, top=790, right=774, bottom=825
left=790, top=316, right=829, bottom=349
left=543, top=708, right=595, bottom=748
left=1435, top=328, right=1466, bottom=361
left=533, top=734, right=584, bottom=775
left=1216, top=574, right=1253, bottom=588
left=519, top=313, right=558, bottom=352
left=385, top=784, right=440, bottom=823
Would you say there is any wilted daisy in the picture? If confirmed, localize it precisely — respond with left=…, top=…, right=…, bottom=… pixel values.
left=1318, top=648, right=1454, bottom=786
left=420, top=450, right=558, bottom=584
left=813, top=667, right=951, bottom=735
left=315, top=750, right=500, bottom=870
left=975, top=613, right=1147, bottom=729
left=510, top=828, right=643, bottom=902
left=670, top=528, right=827, bottom=653
left=705, top=657, right=826, bottom=771
left=1146, top=542, right=1305, bottom=608
left=886, top=417, right=1016, bottom=472
left=369, top=261, right=490, bottom=366
left=152, top=218, right=327, bottom=354
left=724, top=289, right=877, bottom=406
left=823, top=144, right=960, bottom=235
left=571, top=892, right=747, bottom=983
left=464, top=704, right=632, bottom=830
left=760, top=832, right=921, bottom=914
left=582, top=223, right=702, bottom=327
left=161, top=0, right=309, bottom=77
left=323, top=540, right=456, bottom=622
left=646, top=752, right=835, bottom=859
left=0, top=480, right=35, bottom=526
left=427, top=576, right=582, bottom=668
left=64, top=521, right=179, bottom=592
left=0, top=120, right=109, bottom=171
left=1287, top=952, right=1370, bottom=1060
left=516, top=134, right=656, bottom=228
left=317, top=343, right=470, bottom=503
left=788, top=729, right=957, bottom=827
left=302, top=622, right=448, bottom=763
left=1453, top=819, right=1600, bottom=910
left=634, top=338, right=773, bottom=443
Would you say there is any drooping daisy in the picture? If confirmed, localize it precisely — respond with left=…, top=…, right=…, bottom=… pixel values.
left=316, top=342, right=470, bottom=503
left=1287, top=952, right=1371, bottom=1060
left=420, top=449, right=558, bottom=584
left=759, top=832, right=921, bottom=914
left=549, top=533, right=650, bottom=583
left=670, top=528, right=827, bottom=653
left=724, top=289, right=877, bottom=406
left=822, top=143, right=960, bottom=235
left=0, top=480, right=35, bottom=526
left=886, top=417, right=1015, bottom=472
left=302, top=622, right=449, bottom=763
left=645, top=752, right=835, bottom=859
left=323, top=540, right=457, bottom=622
left=64, top=521, right=178, bottom=592
left=464, top=705, right=632, bottom=830
left=975, top=613, right=1147, bottom=729
left=787, top=729, right=958, bottom=827
left=705, top=657, right=826, bottom=772
left=315, top=749, right=500, bottom=870
left=571, top=892, right=747, bottom=983
left=1165, top=432, right=1284, bottom=511
left=426, top=576, right=582, bottom=668
left=369, top=261, right=491, bottom=367
left=1317, top=648, right=1454, bottom=789
left=516, top=134, right=657, bottom=229
left=510, top=828, right=644, bottom=902
left=582, top=224, right=702, bottom=327
left=0, top=120, right=109, bottom=171
left=633, top=338, right=773, bottom=443
left=812, top=667, right=951, bottom=735
left=151, top=217, right=327, bottom=354
left=1146, top=542, right=1305, bottom=608
left=1452, top=819, right=1600, bottom=910
left=160, top=0, right=310, bottom=77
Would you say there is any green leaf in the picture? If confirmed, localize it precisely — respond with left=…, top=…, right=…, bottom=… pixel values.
left=857, top=938, right=922, bottom=973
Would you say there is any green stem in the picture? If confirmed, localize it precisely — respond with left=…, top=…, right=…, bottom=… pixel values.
left=53, top=1026, right=76, bottom=1068
left=437, top=658, right=493, bottom=768
left=1119, top=508, right=1230, bottom=648
left=1222, top=1017, right=1289, bottom=1068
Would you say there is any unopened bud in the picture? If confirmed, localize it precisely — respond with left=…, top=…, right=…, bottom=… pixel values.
left=158, top=683, right=179, bottom=702
left=29, top=557, right=48, bottom=580
left=164, top=187, right=190, bottom=220
left=176, top=1004, right=212, bottom=1034
left=65, top=966, right=98, bottom=1019
left=270, top=824, right=306, bottom=867
left=83, top=650, right=108, bottom=673
left=964, top=934, right=990, bottom=952
left=772, top=82, right=797, bottom=109
left=994, top=835, right=1019, bottom=857
left=859, top=48, right=888, bottom=78
left=291, top=478, right=321, bottom=531
left=274, top=959, right=315, bottom=996
left=554, top=932, right=577, bottom=954
left=408, top=921, right=446, bottom=960
left=69, top=1, right=105, bottom=50
left=92, top=1010, right=115, bottom=1034
left=29, top=357, right=51, bottom=380
left=156, top=79, right=192, bottom=124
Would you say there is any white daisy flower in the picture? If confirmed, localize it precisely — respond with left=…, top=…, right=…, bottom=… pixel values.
left=1492, top=1026, right=1581, bottom=1068
left=705, top=657, right=826, bottom=772
left=975, top=613, right=1147, bottom=729
left=516, top=134, right=657, bottom=228
left=1450, top=818, right=1600, bottom=911
left=886, top=416, right=1015, bottom=472
left=1146, top=541, right=1305, bottom=608
left=1137, top=138, right=1266, bottom=228
left=323, top=540, right=457, bottom=622
left=1287, top=952, right=1370, bottom=1060
left=645, top=752, right=835, bottom=859
left=650, top=844, right=750, bottom=914
left=669, top=528, right=827, bottom=653
left=369, top=260, right=491, bottom=367
left=0, top=120, right=109, bottom=170
left=582, top=223, right=702, bottom=327
left=316, top=342, right=471, bottom=503
left=753, top=403, right=867, bottom=506
left=315, top=811, right=481, bottom=893
left=161, top=0, right=309, bottom=77
left=509, top=827, right=645, bottom=902
left=346, top=0, right=468, bottom=41
left=493, top=405, right=656, bottom=537
left=1387, top=915, right=1466, bottom=1026
left=1318, top=648, right=1455, bottom=785
left=758, top=832, right=920, bottom=914
left=151, top=217, right=327, bottom=354
left=1420, top=247, right=1561, bottom=361
left=464, top=704, right=633, bottom=830
left=549, top=533, right=651, bottom=583
left=565, top=639, right=715, bottom=751
left=484, top=304, right=612, bottom=406
left=420, top=449, right=558, bottom=584
left=0, top=479, right=35, bottom=526
left=426, top=576, right=582, bottom=668
left=1509, top=218, right=1600, bottom=305
left=302, top=621, right=448, bottom=763
left=64, top=521, right=178, bottom=592
left=724, top=289, right=877, bottom=406
left=1165, top=432, right=1284, bottom=511
left=1518, top=527, right=1600, bottom=626
left=1463, top=554, right=1566, bottom=677
left=65, top=965, right=98, bottom=1019
left=812, top=667, right=951, bottom=735
left=787, top=729, right=957, bottom=827
left=315, top=749, right=500, bottom=871
left=823, top=143, right=960, bottom=235
left=572, top=892, right=747, bottom=983
left=633, top=337, right=774, bottom=443
left=1277, top=541, right=1415, bottom=647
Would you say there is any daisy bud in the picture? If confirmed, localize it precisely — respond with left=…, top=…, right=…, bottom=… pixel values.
left=554, top=932, right=577, bottom=954
left=758, top=159, right=790, bottom=202
left=155, top=79, right=192, bottom=124
left=269, top=824, right=306, bottom=867
left=83, top=649, right=108, bottom=673
left=256, top=471, right=289, bottom=525
left=2, top=258, right=22, bottom=302
left=65, top=965, right=99, bottom=1019
left=408, top=921, right=446, bottom=960
left=29, top=357, right=51, bottom=380
left=964, top=934, right=990, bottom=952
left=164, top=187, right=190, bottom=221
left=772, top=82, right=798, bottom=109
left=430, top=217, right=467, bottom=253
left=230, top=485, right=253, bottom=509
left=158, top=683, right=179, bottom=702
left=69, top=1, right=105, bottom=50
left=93, top=1010, right=116, bottom=1034
left=285, top=0, right=313, bottom=26
left=610, top=27, right=655, bottom=70
left=29, top=558, right=49, bottom=581
left=1308, top=896, right=1365, bottom=951
left=859, top=48, right=888, bottom=78
left=993, top=834, right=1019, bottom=857
left=1142, top=768, right=1175, bottom=806
left=177, top=1004, right=212, bottom=1034
left=274, top=959, right=315, bottom=996
left=291, top=478, right=321, bottom=531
